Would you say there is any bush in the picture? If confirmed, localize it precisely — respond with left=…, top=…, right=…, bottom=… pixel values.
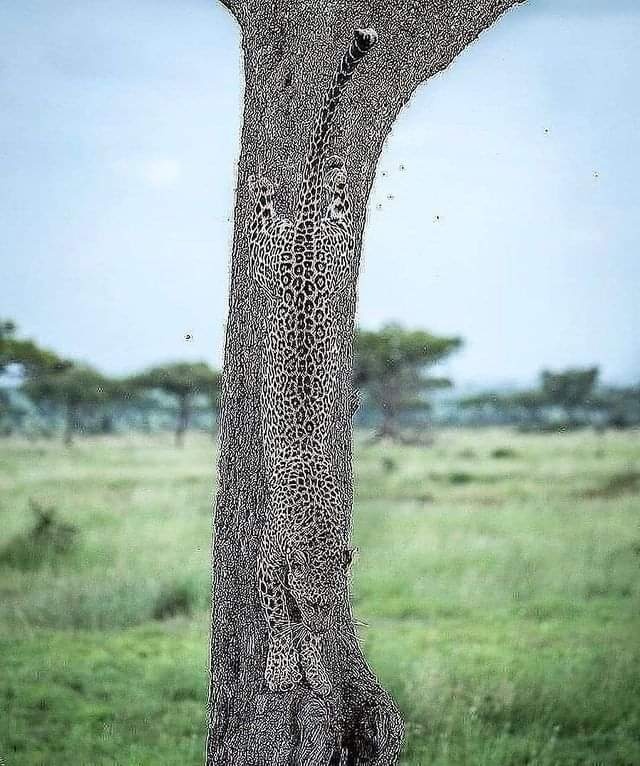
left=153, top=581, right=198, bottom=620
left=583, top=470, right=640, bottom=499
left=381, top=456, right=397, bottom=473
left=491, top=447, right=517, bottom=459
left=448, top=471, right=473, bottom=485
left=0, top=500, right=78, bottom=570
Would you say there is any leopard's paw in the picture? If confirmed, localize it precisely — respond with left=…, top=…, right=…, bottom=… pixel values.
left=265, top=641, right=301, bottom=693
left=299, top=635, right=332, bottom=697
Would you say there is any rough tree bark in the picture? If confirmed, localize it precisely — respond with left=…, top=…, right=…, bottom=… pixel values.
left=206, top=1, right=523, bottom=763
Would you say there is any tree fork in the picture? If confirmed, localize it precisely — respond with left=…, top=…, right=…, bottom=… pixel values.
left=206, top=2, right=523, bottom=763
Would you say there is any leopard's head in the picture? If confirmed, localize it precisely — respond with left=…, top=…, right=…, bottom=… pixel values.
left=287, top=541, right=355, bottom=634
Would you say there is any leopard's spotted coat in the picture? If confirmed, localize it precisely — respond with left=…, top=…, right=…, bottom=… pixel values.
left=247, top=27, right=378, bottom=696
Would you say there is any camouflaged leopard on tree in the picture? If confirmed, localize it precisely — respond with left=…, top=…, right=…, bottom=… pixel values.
left=247, top=27, right=378, bottom=697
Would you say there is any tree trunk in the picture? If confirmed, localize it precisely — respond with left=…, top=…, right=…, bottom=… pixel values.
left=175, top=395, right=190, bottom=447
left=207, top=2, right=523, bottom=763
left=372, top=407, right=399, bottom=444
left=64, top=402, right=76, bottom=446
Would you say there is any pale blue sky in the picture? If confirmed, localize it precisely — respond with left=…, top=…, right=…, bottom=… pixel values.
left=1, top=0, right=638, bottom=387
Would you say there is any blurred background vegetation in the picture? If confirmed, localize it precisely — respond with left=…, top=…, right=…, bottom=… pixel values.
left=1, top=317, right=639, bottom=764
left=2, top=317, right=639, bottom=446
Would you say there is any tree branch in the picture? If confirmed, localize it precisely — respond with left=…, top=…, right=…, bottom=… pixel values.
left=217, top=0, right=244, bottom=24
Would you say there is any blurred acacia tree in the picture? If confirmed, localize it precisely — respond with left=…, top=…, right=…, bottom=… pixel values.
left=1, top=319, right=72, bottom=436
left=0, top=319, right=67, bottom=377
left=541, top=367, right=599, bottom=424
left=593, top=385, right=640, bottom=429
left=460, top=367, right=613, bottom=429
left=23, top=364, right=115, bottom=445
left=459, top=390, right=546, bottom=427
left=354, top=323, right=462, bottom=442
left=129, top=362, right=221, bottom=446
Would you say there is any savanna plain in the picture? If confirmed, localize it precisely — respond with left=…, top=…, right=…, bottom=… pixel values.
left=1, top=428, right=639, bottom=765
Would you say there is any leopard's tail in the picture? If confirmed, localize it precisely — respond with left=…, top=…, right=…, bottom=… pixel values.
left=295, top=28, right=378, bottom=221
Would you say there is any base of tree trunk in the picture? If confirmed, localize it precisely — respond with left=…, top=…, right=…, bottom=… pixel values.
left=206, top=622, right=404, bottom=764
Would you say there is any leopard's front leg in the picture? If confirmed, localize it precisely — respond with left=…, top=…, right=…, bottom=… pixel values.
left=322, top=155, right=354, bottom=295
left=299, top=631, right=332, bottom=697
left=257, top=532, right=302, bottom=692
left=246, top=174, right=291, bottom=298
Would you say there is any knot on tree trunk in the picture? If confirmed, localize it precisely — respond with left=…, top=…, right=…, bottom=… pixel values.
left=359, top=702, right=405, bottom=765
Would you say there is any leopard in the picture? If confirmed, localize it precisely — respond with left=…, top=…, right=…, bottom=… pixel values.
left=247, top=27, right=378, bottom=697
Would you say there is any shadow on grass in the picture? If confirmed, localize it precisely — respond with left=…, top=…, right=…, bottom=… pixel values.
left=582, top=470, right=640, bottom=499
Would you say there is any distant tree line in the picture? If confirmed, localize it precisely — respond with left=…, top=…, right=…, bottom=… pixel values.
left=2, top=319, right=638, bottom=442
left=0, top=320, right=220, bottom=445
left=458, top=367, right=640, bottom=430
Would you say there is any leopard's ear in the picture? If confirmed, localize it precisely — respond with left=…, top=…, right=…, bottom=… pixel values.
left=342, top=547, right=357, bottom=570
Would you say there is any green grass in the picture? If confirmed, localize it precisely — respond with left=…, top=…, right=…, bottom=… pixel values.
left=1, top=428, right=639, bottom=765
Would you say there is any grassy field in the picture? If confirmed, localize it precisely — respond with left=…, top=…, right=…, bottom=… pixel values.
left=1, top=428, right=639, bottom=765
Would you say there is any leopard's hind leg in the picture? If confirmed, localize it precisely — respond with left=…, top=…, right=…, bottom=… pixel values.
left=257, top=533, right=302, bottom=692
